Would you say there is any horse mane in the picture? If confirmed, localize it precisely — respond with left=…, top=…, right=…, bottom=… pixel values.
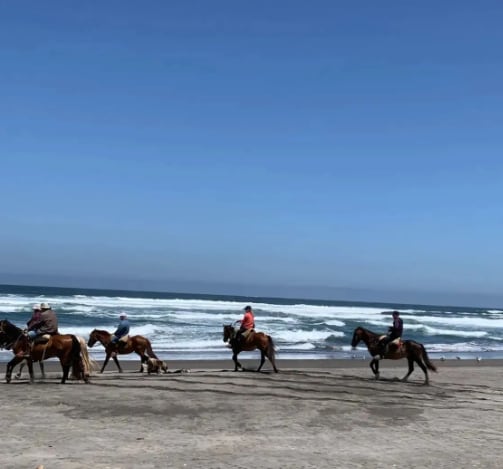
left=0, top=320, right=24, bottom=349
left=355, top=326, right=380, bottom=337
left=0, top=319, right=23, bottom=336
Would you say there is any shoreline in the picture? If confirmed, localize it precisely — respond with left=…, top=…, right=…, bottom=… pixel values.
left=1, top=357, right=500, bottom=374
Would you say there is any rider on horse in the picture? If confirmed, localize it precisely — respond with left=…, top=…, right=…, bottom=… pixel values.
left=27, top=302, right=59, bottom=342
left=235, top=306, right=255, bottom=347
left=111, top=312, right=130, bottom=351
left=378, top=310, right=403, bottom=357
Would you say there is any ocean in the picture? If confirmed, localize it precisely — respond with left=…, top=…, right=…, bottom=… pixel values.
left=1, top=284, right=502, bottom=362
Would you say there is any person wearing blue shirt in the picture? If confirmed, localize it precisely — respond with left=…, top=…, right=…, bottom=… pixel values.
left=111, top=312, right=130, bottom=349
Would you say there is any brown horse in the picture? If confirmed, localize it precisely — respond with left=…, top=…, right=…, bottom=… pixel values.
left=0, top=319, right=88, bottom=384
left=14, top=336, right=97, bottom=380
left=222, top=324, right=278, bottom=373
left=351, top=326, right=437, bottom=384
left=87, top=329, right=159, bottom=373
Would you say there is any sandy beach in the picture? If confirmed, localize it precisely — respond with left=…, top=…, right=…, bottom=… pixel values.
left=1, top=358, right=502, bottom=469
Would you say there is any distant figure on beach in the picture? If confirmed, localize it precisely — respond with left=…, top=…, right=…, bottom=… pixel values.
left=26, top=303, right=42, bottom=329
left=111, top=312, right=130, bottom=350
left=235, top=305, right=255, bottom=347
left=27, top=302, right=59, bottom=340
left=378, top=310, right=403, bottom=357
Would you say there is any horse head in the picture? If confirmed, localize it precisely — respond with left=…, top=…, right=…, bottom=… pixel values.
left=222, top=324, right=235, bottom=343
left=351, top=326, right=366, bottom=349
left=0, top=320, right=23, bottom=343
left=87, top=329, right=99, bottom=347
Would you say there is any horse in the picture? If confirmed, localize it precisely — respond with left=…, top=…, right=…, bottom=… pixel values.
left=87, top=329, right=160, bottom=373
left=0, top=319, right=88, bottom=384
left=14, top=336, right=97, bottom=380
left=222, top=324, right=278, bottom=373
left=351, top=326, right=437, bottom=384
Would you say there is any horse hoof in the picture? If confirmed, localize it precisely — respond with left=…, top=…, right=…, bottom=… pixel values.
left=375, top=374, right=380, bottom=380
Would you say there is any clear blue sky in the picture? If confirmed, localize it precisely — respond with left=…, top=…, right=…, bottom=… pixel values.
left=1, top=1, right=502, bottom=305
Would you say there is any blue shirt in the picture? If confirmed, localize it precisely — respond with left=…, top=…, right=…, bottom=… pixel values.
left=113, top=319, right=130, bottom=339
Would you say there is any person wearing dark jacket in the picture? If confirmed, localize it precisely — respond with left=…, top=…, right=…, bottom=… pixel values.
left=378, top=311, right=403, bottom=357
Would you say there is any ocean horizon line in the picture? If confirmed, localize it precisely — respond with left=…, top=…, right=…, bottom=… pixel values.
left=0, top=282, right=495, bottom=311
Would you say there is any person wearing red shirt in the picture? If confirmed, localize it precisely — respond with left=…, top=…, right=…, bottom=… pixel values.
left=235, top=305, right=255, bottom=347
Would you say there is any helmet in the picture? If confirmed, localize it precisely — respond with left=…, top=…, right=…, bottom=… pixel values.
left=119, top=312, right=128, bottom=319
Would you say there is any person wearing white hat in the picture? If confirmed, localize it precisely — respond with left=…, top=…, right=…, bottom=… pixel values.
left=27, top=302, right=59, bottom=340
left=110, top=313, right=130, bottom=350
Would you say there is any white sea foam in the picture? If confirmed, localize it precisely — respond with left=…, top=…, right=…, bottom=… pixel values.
left=2, top=291, right=503, bottom=359
left=274, top=330, right=344, bottom=343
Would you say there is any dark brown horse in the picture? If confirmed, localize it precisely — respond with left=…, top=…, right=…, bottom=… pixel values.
left=223, top=324, right=278, bottom=373
left=351, top=326, right=437, bottom=384
left=87, top=329, right=159, bottom=373
left=0, top=320, right=88, bottom=384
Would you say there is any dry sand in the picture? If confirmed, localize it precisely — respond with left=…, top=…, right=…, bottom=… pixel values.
left=1, top=358, right=502, bottom=469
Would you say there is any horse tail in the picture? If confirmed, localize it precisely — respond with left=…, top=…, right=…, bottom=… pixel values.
left=78, top=336, right=99, bottom=376
left=70, top=335, right=85, bottom=380
left=145, top=339, right=159, bottom=360
left=421, top=344, right=437, bottom=372
left=267, top=335, right=276, bottom=361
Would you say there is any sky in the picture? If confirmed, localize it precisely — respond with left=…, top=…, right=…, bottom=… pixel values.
left=1, top=1, right=503, bottom=306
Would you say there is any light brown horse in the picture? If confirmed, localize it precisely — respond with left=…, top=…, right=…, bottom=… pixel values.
left=351, top=326, right=437, bottom=384
left=223, top=324, right=278, bottom=373
left=0, top=320, right=88, bottom=384
left=87, top=329, right=159, bottom=373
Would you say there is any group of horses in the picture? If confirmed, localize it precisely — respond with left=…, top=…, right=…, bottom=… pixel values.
left=0, top=319, right=436, bottom=385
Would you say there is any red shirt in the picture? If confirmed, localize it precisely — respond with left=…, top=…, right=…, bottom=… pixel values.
left=240, top=311, right=255, bottom=330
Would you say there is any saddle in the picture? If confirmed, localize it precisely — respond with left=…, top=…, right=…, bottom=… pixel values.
left=33, top=334, right=52, bottom=345
left=241, top=329, right=254, bottom=340
left=378, top=336, right=403, bottom=354
left=115, top=335, right=129, bottom=350
left=378, top=335, right=401, bottom=346
left=233, top=329, right=254, bottom=348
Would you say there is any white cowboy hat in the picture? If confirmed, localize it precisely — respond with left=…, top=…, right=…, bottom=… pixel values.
left=32, top=303, right=41, bottom=310
left=40, top=302, right=51, bottom=309
left=119, top=312, right=128, bottom=319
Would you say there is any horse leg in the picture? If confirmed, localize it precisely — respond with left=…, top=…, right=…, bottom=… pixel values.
left=15, top=362, right=24, bottom=380
left=6, top=356, right=24, bottom=383
left=257, top=350, right=266, bottom=372
left=138, top=352, right=147, bottom=372
left=40, top=361, right=46, bottom=379
left=370, top=358, right=380, bottom=379
left=232, top=351, right=242, bottom=371
left=402, top=357, right=415, bottom=382
left=61, top=364, right=70, bottom=384
left=27, top=360, right=34, bottom=383
left=113, top=355, right=123, bottom=373
left=267, top=339, right=279, bottom=373
left=414, top=356, right=429, bottom=385
left=101, top=353, right=112, bottom=373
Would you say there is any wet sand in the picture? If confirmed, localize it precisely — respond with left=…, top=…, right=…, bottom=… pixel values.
left=1, top=358, right=502, bottom=468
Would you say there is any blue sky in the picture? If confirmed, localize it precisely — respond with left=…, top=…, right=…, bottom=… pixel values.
left=1, top=2, right=502, bottom=305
